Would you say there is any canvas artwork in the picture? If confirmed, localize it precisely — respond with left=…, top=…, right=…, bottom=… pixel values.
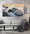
left=27, top=5, right=30, bottom=14
left=2, top=4, right=24, bottom=17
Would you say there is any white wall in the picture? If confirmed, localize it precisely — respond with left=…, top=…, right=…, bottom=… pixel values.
left=0, top=0, right=20, bottom=17
left=0, top=0, right=30, bottom=24
left=0, top=0, right=24, bottom=24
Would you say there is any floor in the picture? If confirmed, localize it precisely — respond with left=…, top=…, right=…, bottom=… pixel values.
left=0, top=31, right=30, bottom=34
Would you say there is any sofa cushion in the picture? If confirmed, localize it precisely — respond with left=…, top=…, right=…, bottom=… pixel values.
left=3, top=20, right=12, bottom=24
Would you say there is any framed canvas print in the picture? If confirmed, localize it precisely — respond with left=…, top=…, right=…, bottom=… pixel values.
left=2, top=4, right=24, bottom=17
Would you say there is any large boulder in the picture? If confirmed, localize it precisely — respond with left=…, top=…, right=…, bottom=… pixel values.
left=14, top=10, right=23, bottom=16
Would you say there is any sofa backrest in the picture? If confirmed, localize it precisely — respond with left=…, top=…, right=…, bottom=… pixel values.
left=12, top=20, right=22, bottom=25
